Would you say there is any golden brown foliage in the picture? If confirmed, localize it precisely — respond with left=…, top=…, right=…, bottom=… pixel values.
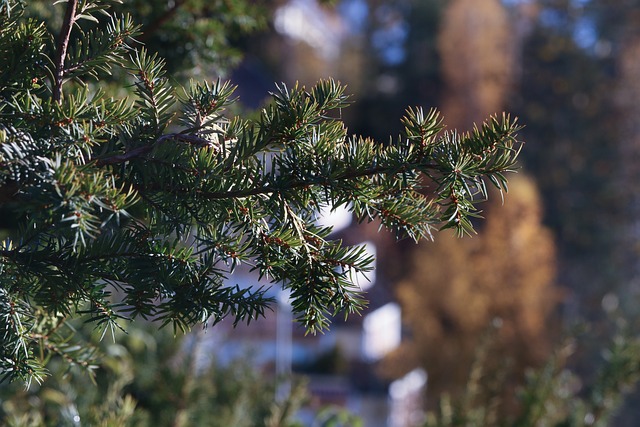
left=385, top=175, right=559, bottom=403
left=438, top=0, right=515, bottom=129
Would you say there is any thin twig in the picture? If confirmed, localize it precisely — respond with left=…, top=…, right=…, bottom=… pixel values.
left=53, top=0, right=79, bottom=103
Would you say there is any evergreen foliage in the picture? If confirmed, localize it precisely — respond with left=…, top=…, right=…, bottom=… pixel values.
left=20, top=0, right=270, bottom=79
left=0, top=323, right=313, bottom=426
left=0, top=0, right=522, bottom=385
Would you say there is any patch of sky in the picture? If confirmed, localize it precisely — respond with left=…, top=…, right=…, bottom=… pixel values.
left=338, top=0, right=368, bottom=34
left=371, top=4, right=409, bottom=66
left=571, top=0, right=591, bottom=6
left=573, top=16, right=597, bottom=49
left=501, top=0, right=534, bottom=5
left=503, top=0, right=600, bottom=54
left=539, top=8, right=567, bottom=28
left=274, top=0, right=343, bottom=60
left=372, top=25, right=408, bottom=65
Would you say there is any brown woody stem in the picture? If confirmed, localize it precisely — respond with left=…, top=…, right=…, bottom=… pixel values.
left=53, top=0, right=79, bottom=103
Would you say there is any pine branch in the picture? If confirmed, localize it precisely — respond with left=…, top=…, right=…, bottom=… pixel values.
left=132, top=162, right=436, bottom=201
left=0, top=0, right=524, bottom=383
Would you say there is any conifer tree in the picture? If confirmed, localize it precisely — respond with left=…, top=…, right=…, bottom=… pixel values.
left=0, top=0, right=522, bottom=385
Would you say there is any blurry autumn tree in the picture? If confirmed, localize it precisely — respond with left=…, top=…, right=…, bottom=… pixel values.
left=438, top=0, right=514, bottom=129
left=385, top=175, right=559, bottom=404
left=382, top=1, right=557, bottom=405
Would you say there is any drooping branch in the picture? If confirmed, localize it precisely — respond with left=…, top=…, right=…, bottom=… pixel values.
left=134, top=162, right=439, bottom=201
left=53, top=0, right=79, bottom=103
left=92, top=133, right=216, bottom=166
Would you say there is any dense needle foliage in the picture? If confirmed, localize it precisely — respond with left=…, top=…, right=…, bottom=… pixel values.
left=0, top=0, right=522, bottom=385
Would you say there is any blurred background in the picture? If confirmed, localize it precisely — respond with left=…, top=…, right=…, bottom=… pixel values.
left=5, top=0, right=640, bottom=426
